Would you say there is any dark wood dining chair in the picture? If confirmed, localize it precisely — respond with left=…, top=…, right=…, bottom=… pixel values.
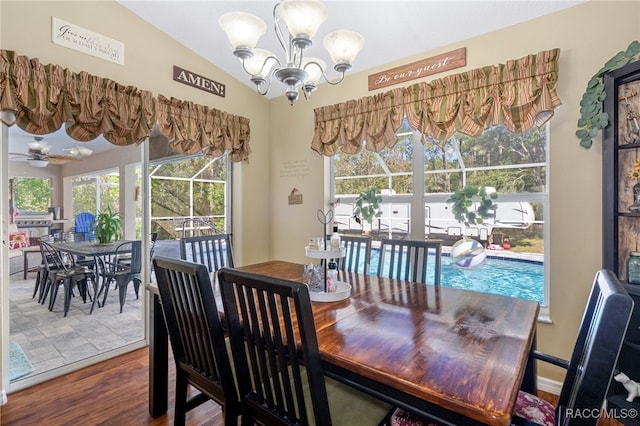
left=390, top=269, right=634, bottom=426
left=180, top=233, right=234, bottom=273
left=153, top=256, right=241, bottom=426
left=377, top=239, right=442, bottom=285
left=339, top=235, right=372, bottom=274
left=94, top=240, right=141, bottom=313
left=218, top=267, right=391, bottom=426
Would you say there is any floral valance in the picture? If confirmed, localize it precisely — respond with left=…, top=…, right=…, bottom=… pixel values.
left=312, top=49, right=562, bottom=156
left=0, top=49, right=251, bottom=162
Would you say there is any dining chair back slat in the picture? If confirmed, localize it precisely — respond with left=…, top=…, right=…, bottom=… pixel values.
left=377, top=239, right=442, bottom=285
left=153, top=257, right=240, bottom=426
left=339, top=235, right=372, bottom=275
left=180, top=234, right=234, bottom=273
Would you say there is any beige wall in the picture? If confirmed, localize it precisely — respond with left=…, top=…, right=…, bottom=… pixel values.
left=0, top=0, right=273, bottom=267
left=1, top=0, right=640, bottom=390
left=269, top=0, right=640, bottom=382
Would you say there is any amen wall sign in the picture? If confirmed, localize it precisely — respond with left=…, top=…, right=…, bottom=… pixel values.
left=173, top=66, right=225, bottom=98
left=368, top=47, right=466, bottom=91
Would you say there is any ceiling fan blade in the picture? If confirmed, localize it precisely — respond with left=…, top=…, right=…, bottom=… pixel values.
left=48, top=154, right=81, bottom=162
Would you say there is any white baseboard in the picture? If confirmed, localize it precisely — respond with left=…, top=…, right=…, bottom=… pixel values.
left=1, top=389, right=7, bottom=405
left=537, top=376, right=563, bottom=395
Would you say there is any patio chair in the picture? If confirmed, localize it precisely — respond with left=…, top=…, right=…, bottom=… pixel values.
left=179, top=233, right=233, bottom=273
left=41, top=241, right=96, bottom=317
left=389, top=269, right=634, bottom=426
left=339, top=235, right=372, bottom=274
left=95, top=240, right=141, bottom=313
left=377, top=239, right=442, bottom=285
left=218, top=267, right=391, bottom=425
left=33, top=236, right=56, bottom=303
left=73, top=212, right=96, bottom=241
left=153, top=256, right=241, bottom=426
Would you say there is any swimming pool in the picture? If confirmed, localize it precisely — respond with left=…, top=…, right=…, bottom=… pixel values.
left=368, top=248, right=544, bottom=303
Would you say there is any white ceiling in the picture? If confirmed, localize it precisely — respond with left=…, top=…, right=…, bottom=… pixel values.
left=117, top=0, right=584, bottom=97
left=9, top=0, right=585, bottom=160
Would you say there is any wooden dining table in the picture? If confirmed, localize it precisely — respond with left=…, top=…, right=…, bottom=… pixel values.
left=146, top=260, right=539, bottom=426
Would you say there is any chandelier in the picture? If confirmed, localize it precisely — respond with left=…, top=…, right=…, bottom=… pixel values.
left=218, top=0, right=364, bottom=105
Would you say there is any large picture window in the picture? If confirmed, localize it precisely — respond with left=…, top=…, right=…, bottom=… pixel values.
left=332, top=119, right=548, bottom=309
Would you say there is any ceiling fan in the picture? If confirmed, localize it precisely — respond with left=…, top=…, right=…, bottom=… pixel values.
left=9, top=137, right=87, bottom=167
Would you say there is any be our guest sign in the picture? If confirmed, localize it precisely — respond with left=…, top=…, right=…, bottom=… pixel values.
left=368, top=48, right=466, bottom=91
left=173, top=66, right=225, bottom=98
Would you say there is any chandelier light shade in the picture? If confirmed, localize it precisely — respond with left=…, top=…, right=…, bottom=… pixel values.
left=218, top=0, right=364, bottom=105
left=323, top=30, right=365, bottom=69
left=278, top=0, right=327, bottom=40
left=218, top=12, right=267, bottom=59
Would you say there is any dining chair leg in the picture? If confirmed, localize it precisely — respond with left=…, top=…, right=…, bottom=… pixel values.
left=48, top=279, right=59, bottom=311
left=174, top=373, right=188, bottom=426
left=38, top=270, right=50, bottom=304
left=116, top=275, right=132, bottom=313
left=76, top=278, right=89, bottom=303
left=89, top=277, right=102, bottom=314
left=133, top=278, right=141, bottom=299
left=32, top=268, right=42, bottom=299
left=63, top=277, right=74, bottom=317
left=100, top=278, right=113, bottom=308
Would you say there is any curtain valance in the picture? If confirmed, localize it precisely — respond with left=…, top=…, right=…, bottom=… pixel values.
left=0, top=49, right=251, bottom=162
left=312, top=49, right=562, bottom=156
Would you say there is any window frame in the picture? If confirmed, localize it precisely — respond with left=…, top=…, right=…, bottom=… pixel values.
left=330, top=124, right=550, bottom=319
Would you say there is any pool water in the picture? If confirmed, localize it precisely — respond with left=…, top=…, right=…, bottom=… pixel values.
left=368, top=248, right=544, bottom=303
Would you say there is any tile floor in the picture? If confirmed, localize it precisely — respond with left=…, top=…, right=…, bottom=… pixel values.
left=8, top=239, right=181, bottom=382
left=9, top=272, right=144, bottom=380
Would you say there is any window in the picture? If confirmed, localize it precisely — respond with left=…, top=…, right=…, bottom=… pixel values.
left=149, top=154, right=231, bottom=239
left=10, top=177, right=52, bottom=213
left=332, top=119, right=548, bottom=308
left=71, top=172, right=120, bottom=216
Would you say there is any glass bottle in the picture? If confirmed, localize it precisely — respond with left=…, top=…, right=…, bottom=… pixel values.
left=330, top=233, right=341, bottom=250
left=327, top=260, right=338, bottom=291
left=627, top=252, right=640, bottom=284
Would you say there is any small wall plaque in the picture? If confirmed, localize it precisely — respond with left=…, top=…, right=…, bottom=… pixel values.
left=368, top=47, right=466, bottom=91
left=51, top=17, right=125, bottom=65
left=173, top=65, right=225, bottom=98
left=288, top=188, right=303, bottom=205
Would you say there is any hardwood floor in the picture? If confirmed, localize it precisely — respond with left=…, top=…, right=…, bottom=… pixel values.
left=0, top=346, right=624, bottom=425
left=1, top=347, right=223, bottom=425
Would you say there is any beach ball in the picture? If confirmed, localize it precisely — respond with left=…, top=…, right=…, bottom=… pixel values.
left=451, top=238, right=487, bottom=269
